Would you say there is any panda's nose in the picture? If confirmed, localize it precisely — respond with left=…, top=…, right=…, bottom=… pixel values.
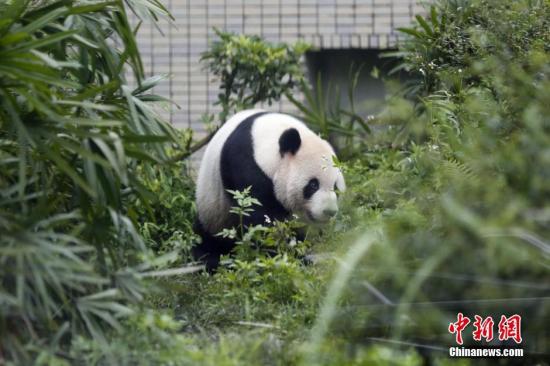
left=323, top=209, right=337, bottom=218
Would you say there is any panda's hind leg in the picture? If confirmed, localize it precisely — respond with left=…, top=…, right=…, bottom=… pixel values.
left=192, top=219, right=235, bottom=272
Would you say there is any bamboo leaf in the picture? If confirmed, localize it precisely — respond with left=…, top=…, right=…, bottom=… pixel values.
left=17, top=7, right=67, bottom=34
left=6, top=30, right=77, bottom=54
left=41, top=147, right=96, bottom=198
left=397, top=27, right=424, bottom=39
left=415, top=15, right=434, bottom=37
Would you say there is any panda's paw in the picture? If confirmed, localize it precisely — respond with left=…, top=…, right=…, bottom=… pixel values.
left=204, top=256, right=221, bottom=273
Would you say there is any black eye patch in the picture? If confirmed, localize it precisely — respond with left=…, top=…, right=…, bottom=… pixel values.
left=303, top=178, right=319, bottom=200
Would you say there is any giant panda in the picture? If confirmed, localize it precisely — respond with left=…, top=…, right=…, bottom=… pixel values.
left=193, top=109, right=346, bottom=269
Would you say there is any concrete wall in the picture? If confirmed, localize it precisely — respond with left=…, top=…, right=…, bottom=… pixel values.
left=130, top=0, right=423, bottom=130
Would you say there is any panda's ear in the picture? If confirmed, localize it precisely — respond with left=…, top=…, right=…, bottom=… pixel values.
left=279, top=128, right=301, bottom=156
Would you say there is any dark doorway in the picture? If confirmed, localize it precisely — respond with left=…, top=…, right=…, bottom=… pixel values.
left=305, top=49, right=406, bottom=116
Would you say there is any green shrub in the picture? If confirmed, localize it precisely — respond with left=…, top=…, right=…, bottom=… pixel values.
left=201, top=29, right=310, bottom=123
left=131, top=148, right=198, bottom=263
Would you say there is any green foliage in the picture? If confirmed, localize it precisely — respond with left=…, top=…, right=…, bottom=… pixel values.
left=163, top=1, right=548, bottom=363
left=217, top=187, right=308, bottom=261
left=304, top=0, right=550, bottom=364
left=210, top=189, right=315, bottom=315
left=201, top=29, right=310, bottom=122
left=71, top=311, right=188, bottom=365
left=131, top=150, right=198, bottom=262
left=392, top=0, right=550, bottom=99
left=0, top=0, right=190, bottom=363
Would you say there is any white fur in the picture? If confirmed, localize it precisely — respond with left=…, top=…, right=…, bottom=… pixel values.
left=251, top=113, right=345, bottom=222
left=196, top=110, right=346, bottom=234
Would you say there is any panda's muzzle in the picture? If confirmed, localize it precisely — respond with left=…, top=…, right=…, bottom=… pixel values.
left=305, top=209, right=336, bottom=223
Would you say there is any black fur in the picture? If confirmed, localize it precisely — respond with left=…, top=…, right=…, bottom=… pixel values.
left=192, top=219, right=234, bottom=271
left=279, top=128, right=301, bottom=156
left=303, top=178, right=319, bottom=200
left=220, top=112, right=290, bottom=225
left=193, top=112, right=292, bottom=270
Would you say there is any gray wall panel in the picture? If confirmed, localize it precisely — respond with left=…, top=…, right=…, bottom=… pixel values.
left=130, top=0, right=422, bottom=129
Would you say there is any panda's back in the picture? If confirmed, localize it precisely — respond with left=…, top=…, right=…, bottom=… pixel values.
left=196, top=110, right=312, bottom=234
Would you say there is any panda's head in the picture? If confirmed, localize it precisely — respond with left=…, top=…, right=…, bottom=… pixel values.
left=273, top=128, right=346, bottom=223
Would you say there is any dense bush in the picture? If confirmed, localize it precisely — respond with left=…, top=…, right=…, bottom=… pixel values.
left=0, top=0, right=191, bottom=363
left=201, top=29, right=309, bottom=123
left=306, top=0, right=549, bottom=363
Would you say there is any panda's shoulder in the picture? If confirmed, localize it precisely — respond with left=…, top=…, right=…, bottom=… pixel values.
left=252, top=112, right=313, bottom=140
